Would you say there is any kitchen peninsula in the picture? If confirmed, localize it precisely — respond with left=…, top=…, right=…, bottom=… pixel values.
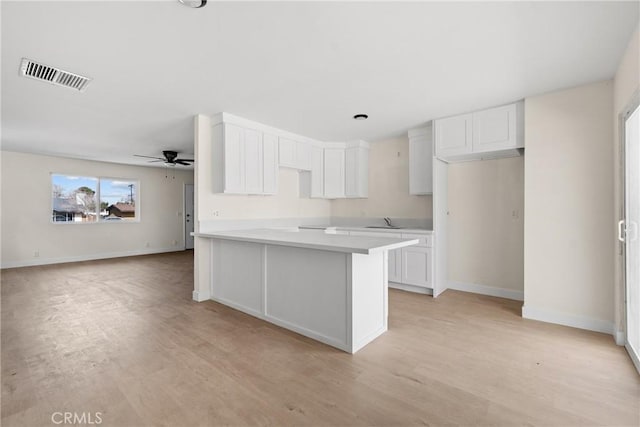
left=194, top=229, right=418, bottom=353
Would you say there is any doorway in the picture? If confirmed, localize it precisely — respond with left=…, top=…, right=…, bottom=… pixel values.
left=622, top=101, right=640, bottom=373
left=185, top=183, right=194, bottom=250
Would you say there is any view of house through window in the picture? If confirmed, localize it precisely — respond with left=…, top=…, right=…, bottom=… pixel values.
left=100, top=178, right=137, bottom=221
left=51, top=174, right=138, bottom=223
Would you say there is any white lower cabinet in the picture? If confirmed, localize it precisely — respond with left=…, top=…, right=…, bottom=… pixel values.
left=347, top=230, right=433, bottom=291
left=401, top=246, right=432, bottom=288
left=388, top=248, right=402, bottom=283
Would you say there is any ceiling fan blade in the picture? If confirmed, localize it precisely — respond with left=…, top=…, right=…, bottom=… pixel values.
left=134, top=154, right=164, bottom=160
left=175, top=160, right=192, bottom=166
left=148, top=160, right=164, bottom=163
left=175, top=158, right=194, bottom=163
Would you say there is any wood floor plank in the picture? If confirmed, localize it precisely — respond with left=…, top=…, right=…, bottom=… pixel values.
left=2, top=251, right=638, bottom=426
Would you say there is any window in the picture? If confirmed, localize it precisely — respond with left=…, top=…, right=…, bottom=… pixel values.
left=51, top=174, right=138, bottom=223
left=100, top=178, right=137, bottom=221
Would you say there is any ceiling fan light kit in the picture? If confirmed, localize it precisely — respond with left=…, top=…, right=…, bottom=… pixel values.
left=134, top=150, right=194, bottom=166
left=178, top=0, right=207, bottom=8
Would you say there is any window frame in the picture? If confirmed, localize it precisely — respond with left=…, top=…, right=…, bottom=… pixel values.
left=50, top=173, right=140, bottom=225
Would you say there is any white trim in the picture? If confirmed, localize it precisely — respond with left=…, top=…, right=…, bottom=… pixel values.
left=192, top=290, right=208, bottom=302
left=625, top=343, right=640, bottom=375
left=615, top=330, right=625, bottom=346
left=388, top=282, right=433, bottom=295
left=522, top=305, right=615, bottom=335
left=1, top=247, right=182, bottom=269
left=447, top=280, right=524, bottom=301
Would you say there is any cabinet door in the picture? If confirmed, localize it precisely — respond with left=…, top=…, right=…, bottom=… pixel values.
left=279, top=137, right=297, bottom=168
left=345, top=147, right=368, bottom=198
left=296, top=141, right=312, bottom=171
left=434, top=114, right=473, bottom=159
left=223, top=123, right=245, bottom=193
left=263, top=133, right=278, bottom=194
left=388, top=248, right=402, bottom=283
left=401, top=246, right=432, bottom=288
left=409, top=131, right=433, bottom=195
left=472, top=104, right=517, bottom=153
left=323, top=148, right=345, bottom=199
left=310, top=145, right=324, bottom=198
left=244, top=129, right=263, bottom=194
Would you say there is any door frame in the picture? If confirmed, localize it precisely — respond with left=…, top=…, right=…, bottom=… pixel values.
left=619, top=90, right=640, bottom=373
left=183, top=183, right=195, bottom=250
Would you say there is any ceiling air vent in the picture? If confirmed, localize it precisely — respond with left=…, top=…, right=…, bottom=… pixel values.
left=19, top=58, right=91, bottom=92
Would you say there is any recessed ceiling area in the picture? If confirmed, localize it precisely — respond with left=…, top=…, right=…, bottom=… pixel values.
left=1, top=1, right=638, bottom=167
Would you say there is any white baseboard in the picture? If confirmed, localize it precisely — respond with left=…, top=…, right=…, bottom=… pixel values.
left=615, top=330, right=625, bottom=346
left=1, top=247, right=184, bottom=269
left=522, top=305, right=615, bottom=335
left=625, top=343, right=640, bottom=375
left=447, top=281, right=524, bottom=301
left=192, top=291, right=211, bottom=302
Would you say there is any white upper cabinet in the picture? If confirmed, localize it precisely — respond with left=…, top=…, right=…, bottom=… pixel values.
left=244, top=128, right=264, bottom=194
left=301, top=141, right=369, bottom=199
left=408, top=126, right=433, bottom=195
left=278, top=137, right=297, bottom=168
left=310, top=145, right=324, bottom=198
left=345, top=142, right=369, bottom=198
left=262, top=133, right=278, bottom=195
left=434, top=101, right=524, bottom=163
left=472, top=103, right=520, bottom=153
left=324, top=148, right=346, bottom=199
left=221, top=123, right=245, bottom=194
left=296, top=141, right=312, bottom=171
left=212, top=117, right=278, bottom=195
left=279, top=137, right=312, bottom=171
left=434, top=114, right=473, bottom=158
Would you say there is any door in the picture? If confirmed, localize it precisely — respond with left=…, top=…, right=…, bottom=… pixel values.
left=184, top=184, right=194, bottom=250
left=409, top=129, right=433, bottom=195
left=472, top=104, right=517, bottom=153
left=434, top=114, right=473, bottom=159
left=244, top=129, right=263, bottom=194
left=310, top=145, right=324, bottom=198
left=401, top=246, right=432, bottom=288
left=622, top=103, right=640, bottom=372
left=223, top=123, right=245, bottom=193
left=323, top=148, right=345, bottom=199
left=263, top=133, right=278, bottom=194
left=388, top=249, right=402, bottom=283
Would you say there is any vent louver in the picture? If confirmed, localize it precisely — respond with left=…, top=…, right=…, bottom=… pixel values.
left=20, top=58, right=91, bottom=92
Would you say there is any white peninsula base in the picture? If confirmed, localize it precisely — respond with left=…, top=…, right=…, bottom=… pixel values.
left=194, top=229, right=418, bottom=353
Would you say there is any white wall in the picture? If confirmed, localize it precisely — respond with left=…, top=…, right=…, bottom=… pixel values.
left=523, top=80, right=615, bottom=334
left=1, top=151, right=194, bottom=268
left=613, top=26, right=639, bottom=342
left=447, top=157, right=524, bottom=297
left=330, top=136, right=432, bottom=220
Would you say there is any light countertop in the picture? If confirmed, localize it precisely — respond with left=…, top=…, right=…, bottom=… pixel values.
left=194, top=229, right=419, bottom=254
left=325, top=226, right=433, bottom=235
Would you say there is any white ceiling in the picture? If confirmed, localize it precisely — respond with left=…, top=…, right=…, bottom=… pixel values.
left=1, top=1, right=638, bottom=168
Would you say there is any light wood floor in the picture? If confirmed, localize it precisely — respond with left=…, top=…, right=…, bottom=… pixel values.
left=2, top=251, right=638, bottom=426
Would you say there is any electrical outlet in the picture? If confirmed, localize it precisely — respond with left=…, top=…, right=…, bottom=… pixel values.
left=172, top=240, right=177, bottom=246
left=145, top=242, right=150, bottom=248
left=34, top=250, right=39, bottom=258
left=512, top=210, right=520, bottom=219
left=213, top=211, right=219, bottom=217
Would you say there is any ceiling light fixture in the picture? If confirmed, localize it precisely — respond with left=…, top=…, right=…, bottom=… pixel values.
left=353, top=114, right=368, bottom=120
left=178, top=0, right=207, bottom=8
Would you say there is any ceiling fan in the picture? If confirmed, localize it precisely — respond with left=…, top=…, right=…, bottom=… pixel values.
left=134, top=150, right=194, bottom=166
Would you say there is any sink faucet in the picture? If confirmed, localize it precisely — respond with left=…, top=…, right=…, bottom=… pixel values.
left=384, top=217, right=392, bottom=227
